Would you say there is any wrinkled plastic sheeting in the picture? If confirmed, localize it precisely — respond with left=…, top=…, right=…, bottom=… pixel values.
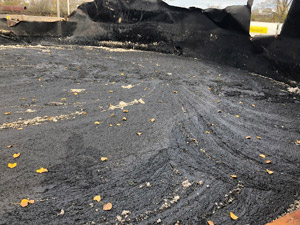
left=78, top=0, right=252, bottom=36
left=281, top=0, right=300, bottom=38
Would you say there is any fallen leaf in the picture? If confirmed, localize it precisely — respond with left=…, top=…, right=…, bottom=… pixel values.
left=109, top=90, right=114, bottom=93
left=123, top=110, right=129, bottom=113
left=103, top=202, right=113, bottom=211
left=266, top=169, right=274, bottom=175
left=207, top=221, right=214, bottom=225
left=252, top=104, right=256, bottom=107
left=13, top=153, right=21, bottom=159
left=6, top=145, right=14, bottom=148
left=150, top=118, right=156, bottom=123
left=121, top=72, right=125, bottom=76
left=4, top=112, right=11, bottom=115
left=235, top=115, right=240, bottom=118
left=93, top=195, right=101, bottom=202
left=20, top=199, right=34, bottom=208
left=61, top=98, right=67, bottom=101
left=256, top=136, right=262, bottom=140
left=36, top=167, right=48, bottom=174
left=173, top=91, right=178, bottom=94
left=231, top=175, right=238, bottom=179
left=101, top=157, right=108, bottom=162
left=111, top=114, right=115, bottom=117
left=239, top=101, right=243, bottom=104
left=116, top=123, right=121, bottom=126
left=20, top=199, right=29, bottom=208
left=8, top=163, right=17, bottom=168
left=210, top=123, right=215, bottom=126
left=206, top=131, right=211, bottom=134
left=230, top=212, right=239, bottom=220
left=73, top=92, right=78, bottom=96
left=296, top=140, right=300, bottom=145
left=259, top=154, right=266, bottom=158
left=109, top=124, right=113, bottom=127
left=18, top=128, right=23, bottom=130
left=137, top=132, right=143, bottom=136
left=94, top=121, right=102, bottom=125
left=122, top=117, right=127, bottom=121
left=245, top=136, right=251, bottom=139
left=83, top=111, right=87, bottom=115
left=216, top=100, right=221, bottom=103
left=217, top=110, right=222, bottom=113
left=266, top=160, right=272, bottom=164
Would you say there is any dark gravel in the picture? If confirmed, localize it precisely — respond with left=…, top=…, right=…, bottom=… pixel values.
left=0, top=45, right=299, bottom=225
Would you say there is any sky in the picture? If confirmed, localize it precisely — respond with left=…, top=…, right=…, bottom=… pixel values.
left=164, top=0, right=265, bottom=9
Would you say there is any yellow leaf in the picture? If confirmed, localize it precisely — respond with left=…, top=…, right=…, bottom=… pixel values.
left=36, top=167, right=48, bottom=174
left=216, top=100, right=221, bottom=103
left=20, top=199, right=34, bottom=207
left=245, top=136, right=251, bottom=139
left=94, top=121, right=102, bottom=125
left=137, top=132, right=143, bottom=136
left=123, top=110, right=129, bottom=113
left=231, top=175, right=238, bottom=179
left=20, top=199, right=29, bottom=208
left=266, top=160, right=272, bottom=164
left=116, top=123, right=121, bottom=126
left=207, top=221, right=214, bottom=225
left=93, top=195, right=101, bottom=202
left=122, top=117, right=127, bottom=121
left=13, top=153, right=21, bottom=159
left=109, top=124, right=113, bottom=127
left=109, top=90, right=113, bottom=93
left=73, top=92, right=78, bottom=95
left=296, top=140, right=300, bottom=145
left=206, top=131, right=210, bottom=134
left=252, top=104, right=256, bottom=107
left=150, top=118, right=156, bottom=123
left=61, top=98, right=66, bottom=101
left=256, top=136, right=262, bottom=140
left=18, top=128, right=23, bottom=130
left=4, top=112, right=11, bottom=115
left=111, top=114, right=115, bottom=117
left=101, top=157, right=108, bottom=162
left=103, top=202, right=113, bottom=211
left=8, top=163, right=17, bottom=168
left=121, top=72, right=125, bottom=76
left=266, top=169, right=274, bottom=175
left=230, top=212, right=239, bottom=220
left=235, top=115, right=240, bottom=118
left=210, top=123, right=215, bottom=126
left=259, top=154, right=266, bottom=159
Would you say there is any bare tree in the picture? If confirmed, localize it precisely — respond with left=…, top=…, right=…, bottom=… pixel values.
left=274, top=0, right=293, bottom=22
left=252, top=0, right=292, bottom=22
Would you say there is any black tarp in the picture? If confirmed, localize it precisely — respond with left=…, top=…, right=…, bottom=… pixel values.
left=281, top=0, right=300, bottom=38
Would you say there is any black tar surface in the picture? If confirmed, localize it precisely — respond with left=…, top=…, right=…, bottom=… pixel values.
left=0, top=45, right=300, bottom=225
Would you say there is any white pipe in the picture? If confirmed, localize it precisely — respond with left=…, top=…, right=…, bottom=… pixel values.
left=67, top=0, right=70, bottom=15
left=57, top=0, right=60, bottom=18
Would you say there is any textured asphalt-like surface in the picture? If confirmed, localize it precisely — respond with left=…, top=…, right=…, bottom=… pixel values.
left=0, top=45, right=300, bottom=225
